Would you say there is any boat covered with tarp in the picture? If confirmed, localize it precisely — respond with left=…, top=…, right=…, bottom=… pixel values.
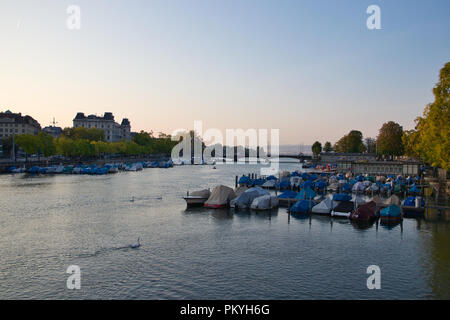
left=332, top=193, right=352, bottom=202
left=349, top=201, right=378, bottom=221
left=250, top=195, right=279, bottom=210
left=234, top=185, right=249, bottom=197
left=380, top=204, right=402, bottom=223
left=311, top=197, right=336, bottom=215
left=204, top=185, right=236, bottom=208
left=383, top=195, right=401, bottom=206
left=331, top=201, right=355, bottom=218
left=290, top=200, right=315, bottom=214
left=230, top=187, right=269, bottom=209
left=296, top=187, right=316, bottom=200
left=402, top=196, right=425, bottom=217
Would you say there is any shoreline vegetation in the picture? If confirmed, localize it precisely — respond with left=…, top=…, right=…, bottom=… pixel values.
left=1, top=129, right=179, bottom=162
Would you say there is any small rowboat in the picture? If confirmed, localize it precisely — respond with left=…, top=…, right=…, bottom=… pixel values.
left=183, top=195, right=209, bottom=206
left=183, top=189, right=211, bottom=207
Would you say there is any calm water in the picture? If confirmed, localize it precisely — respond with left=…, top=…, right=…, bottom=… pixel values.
left=0, top=163, right=449, bottom=299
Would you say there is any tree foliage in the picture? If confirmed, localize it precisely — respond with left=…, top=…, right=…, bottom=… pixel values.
left=409, top=62, right=450, bottom=169
left=376, top=121, right=404, bottom=157
left=312, top=141, right=322, bottom=157
left=323, top=141, right=332, bottom=152
left=333, top=130, right=366, bottom=153
left=61, top=127, right=105, bottom=141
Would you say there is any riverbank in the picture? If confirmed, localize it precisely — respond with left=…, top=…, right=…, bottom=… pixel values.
left=0, top=154, right=171, bottom=173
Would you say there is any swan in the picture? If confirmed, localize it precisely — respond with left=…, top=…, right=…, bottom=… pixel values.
left=130, top=237, right=141, bottom=248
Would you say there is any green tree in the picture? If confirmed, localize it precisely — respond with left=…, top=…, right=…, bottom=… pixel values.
left=333, top=130, right=366, bottom=153
left=312, top=141, right=322, bottom=157
left=38, top=132, right=56, bottom=157
left=402, top=129, right=420, bottom=158
left=62, top=127, right=104, bottom=141
left=414, top=62, right=450, bottom=169
left=376, top=121, right=404, bottom=157
left=323, top=141, right=332, bottom=152
left=56, top=137, right=75, bottom=157
left=15, top=134, right=40, bottom=161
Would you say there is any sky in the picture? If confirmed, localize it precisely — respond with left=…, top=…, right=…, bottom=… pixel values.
left=0, top=0, right=449, bottom=145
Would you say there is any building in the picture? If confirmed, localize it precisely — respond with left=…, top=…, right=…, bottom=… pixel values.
left=320, top=152, right=377, bottom=163
left=0, top=110, right=41, bottom=138
left=336, top=160, right=421, bottom=176
left=73, top=112, right=131, bottom=142
left=42, top=126, right=63, bottom=138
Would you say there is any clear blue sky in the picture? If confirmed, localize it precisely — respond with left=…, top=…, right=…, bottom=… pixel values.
left=0, top=0, right=449, bottom=144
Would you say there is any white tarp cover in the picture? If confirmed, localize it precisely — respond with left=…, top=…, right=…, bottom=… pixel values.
left=250, top=195, right=279, bottom=210
left=312, top=198, right=337, bottom=214
left=230, top=187, right=269, bottom=209
left=352, top=182, right=366, bottom=192
left=205, top=185, right=236, bottom=206
left=262, top=180, right=276, bottom=188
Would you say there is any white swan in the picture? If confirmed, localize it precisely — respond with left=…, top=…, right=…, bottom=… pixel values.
left=130, top=238, right=141, bottom=248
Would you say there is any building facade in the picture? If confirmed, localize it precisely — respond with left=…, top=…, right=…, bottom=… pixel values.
left=320, top=152, right=377, bottom=163
left=336, top=161, right=421, bottom=176
left=73, top=112, right=131, bottom=142
left=0, top=110, right=41, bottom=138
left=42, top=126, right=63, bottom=138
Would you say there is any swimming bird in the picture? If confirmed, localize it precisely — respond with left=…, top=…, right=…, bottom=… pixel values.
left=130, top=238, right=141, bottom=248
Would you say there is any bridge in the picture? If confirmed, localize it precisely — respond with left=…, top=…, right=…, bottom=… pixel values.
left=267, top=154, right=313, bottom=161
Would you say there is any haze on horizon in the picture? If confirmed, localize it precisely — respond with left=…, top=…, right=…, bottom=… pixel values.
left=0, top=0, right=449, bottom=145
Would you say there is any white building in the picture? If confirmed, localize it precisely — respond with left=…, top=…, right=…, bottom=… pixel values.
left=73, top=112, right=131, bottom=142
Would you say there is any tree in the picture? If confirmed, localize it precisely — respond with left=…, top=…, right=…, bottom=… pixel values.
left=312, top=141, right=322, bottom=157
left=413, top=62, right=450, bottom=169
left=62, top=127, right=104, bottom=141
left=364, top=137, right=377, bottom=154
left=333, top=130, right=366, bottom=153
left=377, top=121, right=404, bottom=157
left=402, top=129, right=420, bottom=158
left=323, top=141, right=332, bottom=152
left=15, top=134, right=40, bottom=161
left=38, top=132, right=56, bottom=157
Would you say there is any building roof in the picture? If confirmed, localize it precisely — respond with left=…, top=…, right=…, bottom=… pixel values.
left=73, top=112, right=115, bottom=121
left=0, top=111, right=41, bottom=128
left=43, top=126, right=62, bottom=133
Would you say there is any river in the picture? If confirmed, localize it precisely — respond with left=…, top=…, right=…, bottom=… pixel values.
left=0, top=162, right=449, bottom=299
